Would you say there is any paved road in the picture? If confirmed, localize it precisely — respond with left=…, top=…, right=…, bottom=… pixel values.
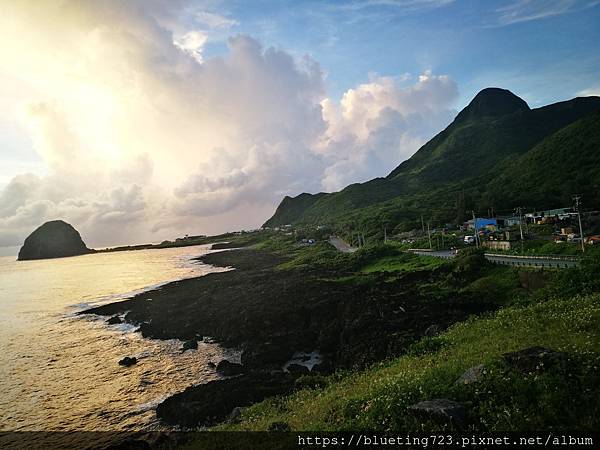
left=328, top=236, right=358, bottom=253
left=409, top=249, right=579, bottom=269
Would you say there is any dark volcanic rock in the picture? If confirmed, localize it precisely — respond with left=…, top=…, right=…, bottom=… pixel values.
left=424, top=324, right=441, bottom=337
left=227, top=406, right=243, bottom=424
left=118, top=356, right=137, bottom=367
left=18, top=220, right=92, bottom=261
left=216, top=359, right=244, bottom=376
left=286, top=363, right=309, bottom=375
left=84, top=248, right=495, bottom=373
left=456, top=364, right=486, bottom=385
left=312, top=360, right=333, bottom=374
left=502, top=346, right=567, bottom=373
left=136, top=321, right=175, bottom=340
left=267, top=421, right=291, bottom=431
left=408, top=399, right=465, bottom=425
left=181, top=339, right=198, bottom=352
left=156, top=372, right=295, bottom=427
left=241, top=341, right=296, bottom=370
left=107, top=316, right=123, bottom=325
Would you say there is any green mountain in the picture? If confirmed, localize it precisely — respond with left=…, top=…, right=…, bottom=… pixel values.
left=264, top=88, right=600, bottom=232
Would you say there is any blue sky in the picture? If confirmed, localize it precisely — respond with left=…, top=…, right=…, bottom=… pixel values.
left=198, top=0, right=600, bottom=106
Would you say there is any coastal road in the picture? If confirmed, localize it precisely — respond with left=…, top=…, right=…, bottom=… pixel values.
left=329, top=236, right=358, bottom=253
left=484, top=253, right=579, bottom=269
left=409, top=249, right=579, bottom=269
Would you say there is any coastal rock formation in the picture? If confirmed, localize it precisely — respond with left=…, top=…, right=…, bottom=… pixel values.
left=83, top=247, right=502, bottom=427
left=17, top=220, right=92, bottom=261
left=156, top=372, right=295, bottom=427
left=286, top=364, right=309, bottom=375
left=216, top=360, right=244, bottom=376
left=106, top=316, right=123, bottom=325
left=181, top=339, right=198, bottom=352
left=118, top=356, right=137, bottom=367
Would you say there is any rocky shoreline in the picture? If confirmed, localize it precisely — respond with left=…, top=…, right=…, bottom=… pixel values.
left=83, top=246, right=499, bottom=429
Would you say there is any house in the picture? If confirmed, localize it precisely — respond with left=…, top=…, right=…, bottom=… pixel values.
left=497, top=216, right=521, bottom=227
left=528, top=207, right=575, bottom=224
left=467, top=218, right=498, bottom=231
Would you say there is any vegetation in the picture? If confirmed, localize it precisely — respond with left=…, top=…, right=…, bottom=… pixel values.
left=264, top=91, right=600, bottom=244
left=136, top=218, right=600, bottom=444
left=180, top=236, right=599, bottom=434
left=216, top=287, right=600, bottom=432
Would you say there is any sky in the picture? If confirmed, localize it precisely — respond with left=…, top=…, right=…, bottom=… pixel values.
left=1, top=0, right=599, bottom=254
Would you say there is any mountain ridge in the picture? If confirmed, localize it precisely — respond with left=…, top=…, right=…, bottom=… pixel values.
left=264, top=89, right=600, bottom=230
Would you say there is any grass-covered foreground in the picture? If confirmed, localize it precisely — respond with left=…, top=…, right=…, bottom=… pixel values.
left=217, top=292, right=599, bottom=432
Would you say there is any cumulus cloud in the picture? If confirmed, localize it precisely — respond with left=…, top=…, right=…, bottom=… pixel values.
left=318, top=72, right=458, bottom=190
left=0, top=0, right=458, bottom=251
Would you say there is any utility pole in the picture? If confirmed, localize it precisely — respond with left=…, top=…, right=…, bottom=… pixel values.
left=515, top=207, right=524, bottom=241
left=574, top=195, right=585, bottom=253
left=427, top=222, right=432, bottom=250
left=384, top=225, right=387, bottom=244
left=421, top=215, right=425, bottom=234
left=471, top=211, right=479, bottom=247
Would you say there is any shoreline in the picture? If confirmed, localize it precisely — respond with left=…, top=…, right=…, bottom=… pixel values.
left=82, top=244, right=504, bottom=429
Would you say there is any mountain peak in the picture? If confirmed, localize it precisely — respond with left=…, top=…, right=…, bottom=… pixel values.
left=455, top=87, right=530, bottom=123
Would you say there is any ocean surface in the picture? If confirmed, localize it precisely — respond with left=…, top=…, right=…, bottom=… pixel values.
left=0, top=245, right=234, bottom=432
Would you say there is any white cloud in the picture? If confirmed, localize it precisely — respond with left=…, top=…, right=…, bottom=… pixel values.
left=0, top=1, right=458, bottom=250
left=318, top=72, right=458, bottom=190
left=577, top=87, right=600, bottom=97
left=174, top=30, right=208, bottom=63
left=494, top=0, right=599, bottom=25
left=194, top=11, right=239, bottom=29
left=337, top=0, right=455, bottom=12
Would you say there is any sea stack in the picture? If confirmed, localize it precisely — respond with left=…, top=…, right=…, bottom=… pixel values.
left=18, top=220, right=92, bottom=261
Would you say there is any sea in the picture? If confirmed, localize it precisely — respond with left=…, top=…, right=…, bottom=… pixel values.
left=0, top=244, right=234, bottom=432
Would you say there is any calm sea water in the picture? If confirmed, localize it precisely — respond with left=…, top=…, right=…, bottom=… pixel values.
left=0, top=245, right=233, bottom=431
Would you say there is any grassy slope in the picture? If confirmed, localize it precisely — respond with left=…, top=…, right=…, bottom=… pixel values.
left=483, top=112, right=600, bottom=211
left=360, top=253, right=447, bottom=274
left=217, top=293, right=600, bottom=432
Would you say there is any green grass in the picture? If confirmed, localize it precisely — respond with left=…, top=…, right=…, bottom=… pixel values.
left=360, top=253, right=448, bottom=274
left=216, top=293, right=600, bottom=432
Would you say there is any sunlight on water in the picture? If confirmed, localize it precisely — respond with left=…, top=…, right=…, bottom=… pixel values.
left=0, top=245, right=232, bottom=431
